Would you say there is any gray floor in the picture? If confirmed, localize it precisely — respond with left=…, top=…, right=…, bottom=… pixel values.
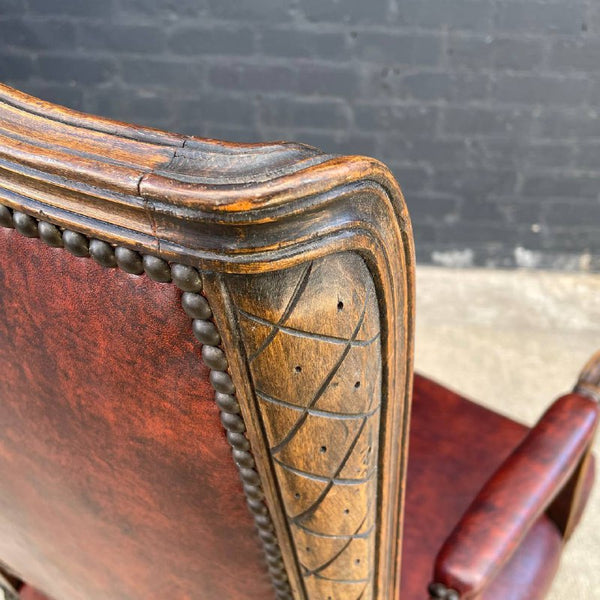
left=415, top=266, right=600, bottom=599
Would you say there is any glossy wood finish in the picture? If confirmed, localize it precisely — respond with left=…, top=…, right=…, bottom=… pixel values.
left=0, top=84, right=414, bottom=600
left=0, top=83, right=413, bottom=275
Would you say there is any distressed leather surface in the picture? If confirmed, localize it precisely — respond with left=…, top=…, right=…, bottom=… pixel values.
left=0, top=228, right=273, bottom=600
left=402, top=375, right=565, bottom=600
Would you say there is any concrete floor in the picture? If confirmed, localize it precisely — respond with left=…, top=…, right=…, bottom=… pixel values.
left=415, top=266, right=600, bottom=599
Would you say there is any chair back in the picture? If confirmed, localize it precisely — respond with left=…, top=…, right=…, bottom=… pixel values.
left=0, top=85, right=414, bottom=600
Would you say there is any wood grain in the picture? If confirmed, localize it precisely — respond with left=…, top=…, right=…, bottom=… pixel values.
left=226, top=253, right=381, bottom=600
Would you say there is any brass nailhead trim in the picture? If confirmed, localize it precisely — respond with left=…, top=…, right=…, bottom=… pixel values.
left=38, top=222, right=63, bottom=248
left=89, top=239, right=117, bottom=268
left=115, top=246, right=144, bottom=274
left=0, top=206, right=293, bottom=600
left=62, top=230, right=89, bottom=257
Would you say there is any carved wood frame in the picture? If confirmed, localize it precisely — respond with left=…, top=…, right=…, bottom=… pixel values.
left=0, top=85, right=415, bottom=599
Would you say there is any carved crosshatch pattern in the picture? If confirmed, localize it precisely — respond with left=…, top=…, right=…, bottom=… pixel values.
left=227, top=253, right=382, bottom=600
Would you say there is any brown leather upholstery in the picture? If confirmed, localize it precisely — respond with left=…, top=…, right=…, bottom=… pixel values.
left=0, top=228, right=274, bottom=600
left=0, top=82, right=596, bottom=600
left=402, top=374, right=594, bottom=600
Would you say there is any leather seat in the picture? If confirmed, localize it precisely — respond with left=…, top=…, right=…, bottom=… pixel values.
left=402, top=374, right=594, bottom=599
left=6, top=375, right=597, bottom=600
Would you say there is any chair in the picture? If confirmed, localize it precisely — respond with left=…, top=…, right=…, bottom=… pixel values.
left=0, top=83, right=597, bottom=600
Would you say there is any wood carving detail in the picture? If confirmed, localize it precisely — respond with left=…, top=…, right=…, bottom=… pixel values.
left=227, top=253, right=382, bottom=600
left=0, top=84, right=415, bottom=600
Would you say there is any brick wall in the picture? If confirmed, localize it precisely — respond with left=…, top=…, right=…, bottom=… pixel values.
left=1, top=0, right=599, bottom=270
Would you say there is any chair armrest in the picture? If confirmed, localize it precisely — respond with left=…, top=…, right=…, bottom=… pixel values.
left=429, top=392, right=599, bottom=600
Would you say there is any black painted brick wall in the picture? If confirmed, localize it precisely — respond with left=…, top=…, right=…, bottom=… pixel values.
left=1, top=0, right=600, bottom=270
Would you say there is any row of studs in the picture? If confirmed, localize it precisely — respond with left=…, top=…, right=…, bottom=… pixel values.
left=180, top=295, right=292, bottom=600
left=0, top=204, right=292, bottom=600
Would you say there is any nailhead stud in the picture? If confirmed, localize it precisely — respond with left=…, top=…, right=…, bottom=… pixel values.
left=171, top=263, right=202, bottom=292
left=210, top=370, right=235, bottom=394
left=220, top=411, right=245, bottom=433
left=115, top=247, right=144, bottom=274
left=215, top=392, right=240, bottom=414
left=227, top=431, right=250, bottom=451
left=89, top=239, right=117, bottom=268
left=143, top=254, right=171, bottom=282
left=181, top=292, right=212, bottom=320
left=13, top=212, right=38, bottom=237
left=202, top=345, right=228, bottom=370
left=233, top=448, right=255, bottom=468
left=428, top=583, right=446, bottom=598
left=247, top=497, right=267, bottom=513
left=243, top=482, right=264, bottom=501
left=0, top=205, right=14, bottom=228
left=192, top=319, right=221, bottom=345
left=428, top=582, right=460, bottom=599
left=38, top=222, right=63, bottom=247
left=63, top=230, right=89, bottom=257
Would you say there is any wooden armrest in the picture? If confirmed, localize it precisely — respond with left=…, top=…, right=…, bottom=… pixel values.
left=429, top=392, right=599, bottom=600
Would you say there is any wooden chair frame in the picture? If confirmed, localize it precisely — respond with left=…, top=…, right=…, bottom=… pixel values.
left=0, top=84, right=414, bottom=599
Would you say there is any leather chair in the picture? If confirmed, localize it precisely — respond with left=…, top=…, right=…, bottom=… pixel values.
left=0, top=83, right=597, bottom=600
